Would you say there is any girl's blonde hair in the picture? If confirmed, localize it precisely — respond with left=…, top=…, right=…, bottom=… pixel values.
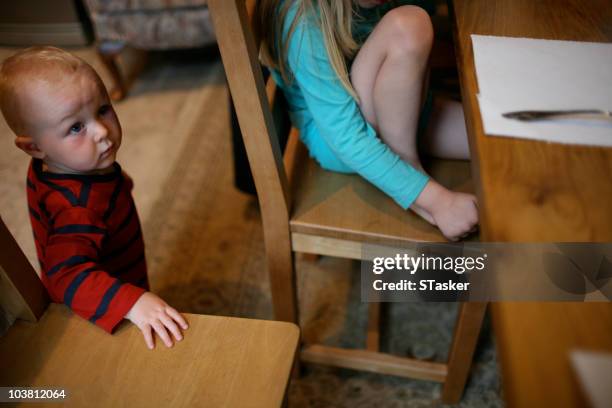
left=254, top=0, right=360, bottom=99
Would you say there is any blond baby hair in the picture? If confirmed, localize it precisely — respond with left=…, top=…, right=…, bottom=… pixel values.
left=0, top=46, right=90, bottom=134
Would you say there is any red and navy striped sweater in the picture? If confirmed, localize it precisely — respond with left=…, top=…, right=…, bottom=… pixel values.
left=27, top=159, right=149, bottom=333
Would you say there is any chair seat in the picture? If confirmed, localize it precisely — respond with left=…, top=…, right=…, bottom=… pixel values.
left=0, top=304, right=298, bottom=408
left=287, top=131, right=474, bottom=246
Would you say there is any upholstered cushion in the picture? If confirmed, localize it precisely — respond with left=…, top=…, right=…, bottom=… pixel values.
left=84, top=0, right=214, bottom=49
left=85, top=0, right=208, bottom=14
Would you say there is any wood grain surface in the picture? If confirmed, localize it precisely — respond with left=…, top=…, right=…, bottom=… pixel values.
left=209, top=0, right=299, bottom=326
left=452, top=1, right=612, bottom=407
left=452, top=0, right=612, bottom=242
left=288, top=135, right=475, bottom=245
left=0, top=304, right=299, bottom=408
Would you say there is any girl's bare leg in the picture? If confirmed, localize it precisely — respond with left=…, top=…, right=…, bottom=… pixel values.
left=422, top=97, right=471, bottom=160
left=351, top=5, right=432, bottom=170
left=350, top=6, right=477, bottom=240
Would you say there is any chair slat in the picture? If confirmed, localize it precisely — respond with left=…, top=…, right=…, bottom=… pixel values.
left=209, top=0, right=299, bottom=325
left=246, top=0, right=259, bottom=46
left=210, top=0, right=291, bottom=212
left=301, top=344, right=447, bottom=382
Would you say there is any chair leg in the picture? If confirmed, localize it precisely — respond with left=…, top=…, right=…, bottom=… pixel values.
left=441, top=302, right=487, bottom=404
left=264, top=224, right=301, bottom=377
left=97, top=41, right=127, bottom=101
left=266, top=238, right=298, bottom=324
left=301, top=253, right=321, bottom=263
left=366, top=302, right=381, bottom=351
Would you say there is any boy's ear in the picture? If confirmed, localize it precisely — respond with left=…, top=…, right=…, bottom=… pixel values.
left=14, top=136, right=46, bottom=159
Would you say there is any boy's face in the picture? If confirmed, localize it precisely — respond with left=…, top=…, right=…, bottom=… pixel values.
left=19, top=67, right=121, bottom=174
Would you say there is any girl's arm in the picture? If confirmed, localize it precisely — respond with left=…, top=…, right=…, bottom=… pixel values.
left=285, top=12, right=428, bottom=209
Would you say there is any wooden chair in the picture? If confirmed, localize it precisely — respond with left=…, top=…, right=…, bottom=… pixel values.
left=208, top=0, right=487, bottom=403
left=0, top=217, right=299, bottom=407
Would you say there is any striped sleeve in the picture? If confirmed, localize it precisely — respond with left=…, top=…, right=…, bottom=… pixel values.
left=43, top=206, right=145, bottom=333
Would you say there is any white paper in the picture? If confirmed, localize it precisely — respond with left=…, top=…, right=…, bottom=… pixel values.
left=570, top=350, right=612, bottom=408
left=471, top=34, right=612, bottom=147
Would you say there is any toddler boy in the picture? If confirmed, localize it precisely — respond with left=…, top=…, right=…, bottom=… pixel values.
left=0, top=46, right=187, bottom=349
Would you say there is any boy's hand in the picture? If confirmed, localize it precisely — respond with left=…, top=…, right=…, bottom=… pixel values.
left=125, top=292, right=189, bottom=349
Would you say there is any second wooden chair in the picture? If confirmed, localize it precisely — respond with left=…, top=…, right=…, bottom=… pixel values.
left=208, top=0, right=487, bottom=403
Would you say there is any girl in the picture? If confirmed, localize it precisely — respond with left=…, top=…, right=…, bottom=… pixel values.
left=255, top=0, right=478, bottom=240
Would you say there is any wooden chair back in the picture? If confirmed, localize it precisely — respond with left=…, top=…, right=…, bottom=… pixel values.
left=210, top=0, right=293, bottom=216
left=211, top=0, right=303, bottom=324
left=0, top=217, right=48, bottom=333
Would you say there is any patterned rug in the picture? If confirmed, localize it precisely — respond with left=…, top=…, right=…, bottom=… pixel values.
left=0, top=47, right=503, bottom=407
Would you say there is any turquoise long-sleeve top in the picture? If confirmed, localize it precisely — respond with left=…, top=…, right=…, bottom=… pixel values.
left=270, top=1, right=434, bottom=209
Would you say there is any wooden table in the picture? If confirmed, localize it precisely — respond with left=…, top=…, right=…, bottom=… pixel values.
left=0, top=304, right=299, bottom=408
left=451, top=0, right=612, bottom=406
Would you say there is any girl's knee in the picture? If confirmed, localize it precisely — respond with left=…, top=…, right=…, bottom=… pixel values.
left=382, top=6, right=433, bottom=58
